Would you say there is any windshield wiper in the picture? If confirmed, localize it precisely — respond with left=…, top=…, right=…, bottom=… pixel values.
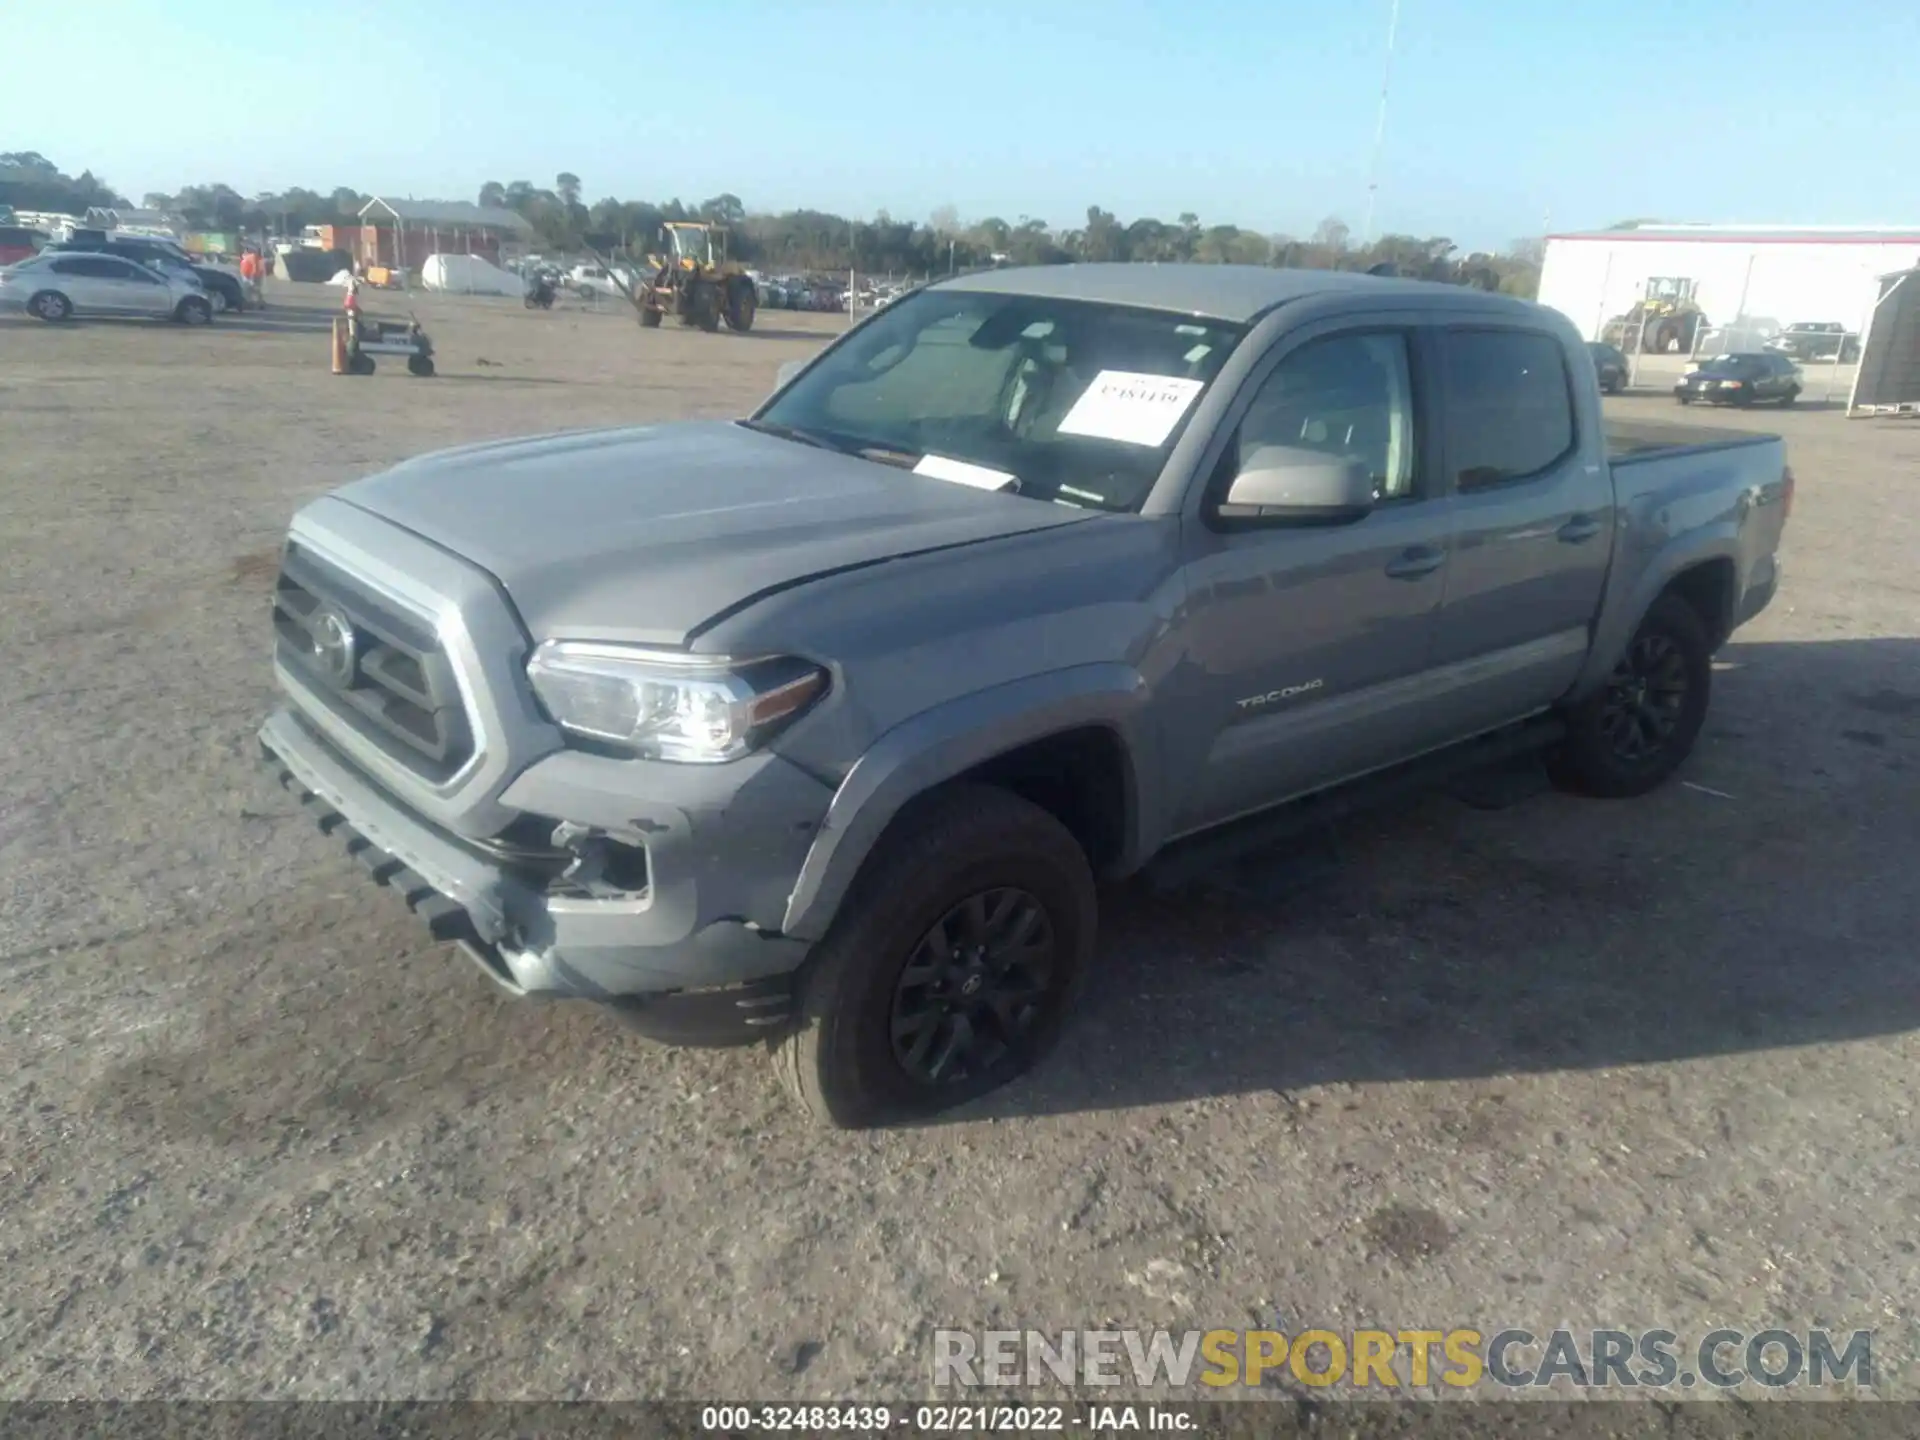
left=854, top=445, right=920, bottom=470
left=740, top=419, right=921, bottom=471
left=738, top=418, right=846, bottom=453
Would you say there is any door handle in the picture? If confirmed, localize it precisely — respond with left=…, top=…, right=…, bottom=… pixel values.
left=1384, top=546, right=1445, bottom=580
left=1558, top=514, right=1603, bottom=544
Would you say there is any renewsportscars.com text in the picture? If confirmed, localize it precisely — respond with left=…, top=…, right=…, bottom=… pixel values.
left=933, top=1327, right=1874, bottom=1392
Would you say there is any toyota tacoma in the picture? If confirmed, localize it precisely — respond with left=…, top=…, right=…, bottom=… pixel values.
left=259, top=265, right=1791, bottom=1127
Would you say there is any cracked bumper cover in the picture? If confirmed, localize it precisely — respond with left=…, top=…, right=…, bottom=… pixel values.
left=258, top=706, right=825, bottom=1044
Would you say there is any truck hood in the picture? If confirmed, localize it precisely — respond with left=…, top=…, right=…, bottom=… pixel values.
left=335, top=420, right=1098, bottom=647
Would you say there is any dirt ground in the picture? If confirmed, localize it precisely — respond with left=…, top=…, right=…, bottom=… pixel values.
left=3, top=282, right=1919, bottom=1408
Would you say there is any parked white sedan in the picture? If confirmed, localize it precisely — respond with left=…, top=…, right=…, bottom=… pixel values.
left=0, top=251, right=213, bottom=324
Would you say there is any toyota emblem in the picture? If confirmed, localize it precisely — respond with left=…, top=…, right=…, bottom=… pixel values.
left=311, top=606, right=358, bottom=687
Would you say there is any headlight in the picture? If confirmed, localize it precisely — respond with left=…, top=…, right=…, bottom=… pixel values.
left=525, top=641, right=826, bottom=763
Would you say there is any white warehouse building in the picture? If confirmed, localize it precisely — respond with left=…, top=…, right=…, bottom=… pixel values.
left=1537, top=224, right=1920, bottom=352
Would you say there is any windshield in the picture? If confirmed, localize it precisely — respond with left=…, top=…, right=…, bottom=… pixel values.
left=668, top=227, right=713, bottom=265
left=751, top=289, right=1246, bottom=512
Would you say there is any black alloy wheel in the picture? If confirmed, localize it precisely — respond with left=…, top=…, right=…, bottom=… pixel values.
left=771, top=783, right=1096, bottom=1128
left=889, top=887, right=1056, bottom=1086
left=1597, top=631, right=1689, bottom=765
left=1548, top=593, right=1711, bottom=798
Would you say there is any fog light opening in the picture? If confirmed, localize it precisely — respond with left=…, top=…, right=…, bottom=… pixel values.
left=549, top=820, right=651, bottom=898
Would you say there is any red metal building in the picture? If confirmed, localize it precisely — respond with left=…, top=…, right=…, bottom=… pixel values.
left=354, top=198, right=533, bottom=272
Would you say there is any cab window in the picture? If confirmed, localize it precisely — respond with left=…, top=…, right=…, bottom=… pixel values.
left=1235, top=332, right=1418, bottom=500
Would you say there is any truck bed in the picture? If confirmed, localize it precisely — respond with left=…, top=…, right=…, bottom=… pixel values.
left=1605, top=417, right=1781, bottom=462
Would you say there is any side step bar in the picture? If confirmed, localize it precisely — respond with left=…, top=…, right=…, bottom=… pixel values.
left=1142, top=715, right=1565, bottom=892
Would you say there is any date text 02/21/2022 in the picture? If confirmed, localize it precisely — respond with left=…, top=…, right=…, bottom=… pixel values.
left=698, top=1403, right=1193, bottom=1431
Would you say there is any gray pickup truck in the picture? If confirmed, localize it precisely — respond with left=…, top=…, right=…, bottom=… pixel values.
left=259, top=265, right=1792, bottom=1127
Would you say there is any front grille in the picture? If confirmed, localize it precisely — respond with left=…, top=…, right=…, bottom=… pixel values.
left=272, top=544, right=475, bottom=782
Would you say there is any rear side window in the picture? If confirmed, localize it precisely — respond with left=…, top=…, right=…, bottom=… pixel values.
left=1444, top=331, right=1576, bottom=490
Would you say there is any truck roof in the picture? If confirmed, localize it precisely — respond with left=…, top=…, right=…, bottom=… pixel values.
left=935, top=262, right=1539, bottom=324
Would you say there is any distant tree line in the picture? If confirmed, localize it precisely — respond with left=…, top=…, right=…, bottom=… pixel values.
left=5, top=154, right=1544, bottom=297
left=0, top=152, right=127, bottom=216
left=482, top=178, right=1544, bottom=297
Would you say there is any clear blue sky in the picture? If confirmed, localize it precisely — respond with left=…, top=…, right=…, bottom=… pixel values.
left=8, top=0, right=1915, bottom=248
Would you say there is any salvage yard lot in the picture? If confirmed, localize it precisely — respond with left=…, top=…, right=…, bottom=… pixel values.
left=3, top=285, right=1919, bottom=1402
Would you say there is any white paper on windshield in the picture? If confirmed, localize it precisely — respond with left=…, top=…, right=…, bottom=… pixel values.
left=1056, top=370, right=1206, bottom=448
left=913, top=453, right=1018, bottom=491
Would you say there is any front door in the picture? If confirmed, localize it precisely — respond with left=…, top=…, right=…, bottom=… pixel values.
left=116, top=260, right=176, bottom=316
left=1169, top=327, right=1454, bottom=835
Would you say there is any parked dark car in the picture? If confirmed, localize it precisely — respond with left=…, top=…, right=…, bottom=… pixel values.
left=1587, top=341, right=1629, bottom=394
left=50, top=234, right=247, bottom=314
left=1765, top=321, right=1860, bottom=363
left=1675, top=352, right=1802, bottom=407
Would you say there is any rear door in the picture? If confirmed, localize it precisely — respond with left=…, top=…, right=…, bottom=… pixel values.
left=47, top=256, right=131, bottom=314
left=1426, top=327, right=1614, bottom=733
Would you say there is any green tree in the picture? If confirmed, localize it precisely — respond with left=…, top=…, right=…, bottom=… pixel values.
left=1080, top=205, right=1126, bottom=262
left=698, top=193, right=746, bottom=228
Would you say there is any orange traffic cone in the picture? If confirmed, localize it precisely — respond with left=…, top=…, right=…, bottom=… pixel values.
left=330, top=316, right=348, bottom=374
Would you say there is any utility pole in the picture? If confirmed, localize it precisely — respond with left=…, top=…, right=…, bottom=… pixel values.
left=1361, top=0, right=1401, bottom=247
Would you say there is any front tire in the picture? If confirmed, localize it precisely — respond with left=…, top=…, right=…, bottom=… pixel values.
left=689, top=281, right=721, bottom=332
left=174, top=297, right=212, bottom=326
left=1548, top=594, right=1711, bottom=798
left=772, top=785, right=1096, bottom=1128
left=723, top=277, right=757, bottom=332
left=29, top=290, right=72, bottom=322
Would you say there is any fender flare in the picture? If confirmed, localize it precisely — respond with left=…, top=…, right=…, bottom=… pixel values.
left=1572, top=523, right=1741, bottom=699
left=780, top=664, right=1157, bottom=941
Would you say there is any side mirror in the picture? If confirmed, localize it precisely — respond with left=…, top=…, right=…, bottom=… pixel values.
left=774, top=358, right=806, bottom=391
left=1217, top=445, right=1375, bottom=525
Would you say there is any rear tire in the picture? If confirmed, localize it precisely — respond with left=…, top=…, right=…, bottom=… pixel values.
left=1548, top=594, right=1711, bottom=799
left=407, top=354, right=435, bottom=377
left=639, top=306, right=662, bottom=328
left=348, top=352, right=375, bottom=375
left=1675, top=394, right=1692, bottom=405
left=771, top=784, right=1096, bottom=1129
left=209, top=288, right=231, bottom=314
left=29, top=290, right=72, bottom=322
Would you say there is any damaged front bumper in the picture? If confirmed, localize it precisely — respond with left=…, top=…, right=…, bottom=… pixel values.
left=259, top=706, right=825, bottom=1045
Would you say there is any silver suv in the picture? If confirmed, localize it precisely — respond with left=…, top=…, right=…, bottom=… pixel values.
left=0, top=251, right=213, bottom=324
